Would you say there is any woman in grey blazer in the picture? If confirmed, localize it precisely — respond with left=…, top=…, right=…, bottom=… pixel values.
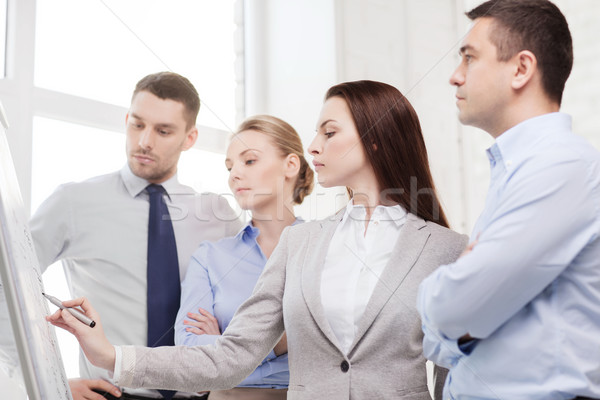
left=49, top=80, right=468, bottom=400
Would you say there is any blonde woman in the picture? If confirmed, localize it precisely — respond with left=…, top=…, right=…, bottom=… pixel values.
left=173, top=115, right=313, bottom=400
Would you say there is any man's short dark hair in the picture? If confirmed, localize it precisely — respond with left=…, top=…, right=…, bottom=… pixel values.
left=467, top=0, right=573, bottom=105
left=133, top=72, right=201, bottom=129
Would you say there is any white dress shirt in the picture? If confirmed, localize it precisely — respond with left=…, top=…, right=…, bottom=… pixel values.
left=30, top=165, right=242, bottom=398
left=320, top=200, right=406, bottom=354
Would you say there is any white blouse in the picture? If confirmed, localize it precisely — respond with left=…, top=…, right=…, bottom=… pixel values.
left=320, top=200, right=407, bottom=354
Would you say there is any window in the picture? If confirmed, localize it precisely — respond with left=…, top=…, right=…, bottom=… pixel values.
left=0, top=0, right=6, bottom=78
left=34, top=0, right=238, bottom=131
left=28, top=0, right=243, bottom=379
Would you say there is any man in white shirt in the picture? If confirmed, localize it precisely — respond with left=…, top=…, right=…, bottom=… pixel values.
left=30, top=72, right=242, bottom=400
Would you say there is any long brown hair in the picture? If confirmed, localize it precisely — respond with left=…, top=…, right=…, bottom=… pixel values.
left=325, top=80, right=449, bottom=228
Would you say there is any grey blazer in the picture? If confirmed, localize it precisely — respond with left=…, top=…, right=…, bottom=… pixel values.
left=118, top=212, right=468, bottom=399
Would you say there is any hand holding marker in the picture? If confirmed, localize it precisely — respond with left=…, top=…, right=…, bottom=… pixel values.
left=43, top=293, right=96, bottom=328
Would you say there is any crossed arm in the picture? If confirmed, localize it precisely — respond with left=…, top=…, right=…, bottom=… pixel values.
left=417, top=159, right=599, bottom=366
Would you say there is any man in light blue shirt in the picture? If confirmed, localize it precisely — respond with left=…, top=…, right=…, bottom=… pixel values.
left=417, top=1, right=600, bottom=399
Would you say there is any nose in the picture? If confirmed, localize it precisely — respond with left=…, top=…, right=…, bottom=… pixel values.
left=138, top=127, right=154, bottom=150
left=229, top=162, right=242, bottom=182
left=308, top=134, right=322, bottom=155
left=449, top=64, right=464, bottom=87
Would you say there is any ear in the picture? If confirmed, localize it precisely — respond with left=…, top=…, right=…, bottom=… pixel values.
left=284, top=153, right=301, bottom=179
left=182, top=127, right=198, bottom=151
left=125, top=113, right=130, bottom=125
left=511, top=50, right=537, bottom=90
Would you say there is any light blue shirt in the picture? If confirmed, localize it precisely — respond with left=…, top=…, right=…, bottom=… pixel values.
left=417, top=113, right=600, bottom=399
left=174, top=221, right=298, bottom=389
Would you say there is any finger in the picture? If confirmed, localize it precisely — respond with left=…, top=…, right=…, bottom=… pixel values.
left=49, top=320, right=74, bottom=333
left=185, top=326, right=206, bottom=335
left=60, top=308, right=89, bottom=333
left=62, top=297, right=100, bottom=320
left=187, top=312, right=209, bottom=323
left=87, top=379, right=122, bottom=398
left=47, top=310, right=77, bottom=333
left=61, top=296, right=86, bottom=308
left=48, top=320, right=77, bottom=334
left=46, top=309, right=64, bottom=321
left=197, top=308, right=217, bottom=321
left=183, top=319, right=206, bottom=329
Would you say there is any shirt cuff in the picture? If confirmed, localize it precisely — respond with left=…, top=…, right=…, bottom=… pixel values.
left=421, top=322, right=466, bottom=369
left=112, top=345, right=122, bottom=382
left=113, top=345, right=136, bottom=388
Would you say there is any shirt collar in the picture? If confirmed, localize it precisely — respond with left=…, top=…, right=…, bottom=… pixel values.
left=341, top=199, right=407, bottom=228
left=120, top=164, right=190, bottom=200
left=236, top=218, right=304, bottom=242
left=491, top=112, right=572, bottom=169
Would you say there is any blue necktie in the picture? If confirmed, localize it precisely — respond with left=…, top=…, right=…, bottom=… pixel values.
left=146, top=184, right=179, bottom=400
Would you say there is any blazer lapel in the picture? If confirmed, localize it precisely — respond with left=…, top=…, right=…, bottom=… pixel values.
left=301, top=210, right=344, bottom=350
left=348, top=214, right=430, bottom=353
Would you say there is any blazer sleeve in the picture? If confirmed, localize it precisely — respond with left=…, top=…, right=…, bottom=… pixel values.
left=116, top=227, right=291, bottom=392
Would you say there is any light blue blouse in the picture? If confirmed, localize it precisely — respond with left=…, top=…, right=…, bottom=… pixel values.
left=175, top=221, right=298, bottom=388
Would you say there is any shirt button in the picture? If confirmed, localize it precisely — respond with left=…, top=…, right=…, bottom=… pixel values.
left=340, top=360, right=350, bottom=372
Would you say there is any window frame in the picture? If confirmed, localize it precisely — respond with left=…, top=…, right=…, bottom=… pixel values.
left=0, top=0, right=245, bottom=213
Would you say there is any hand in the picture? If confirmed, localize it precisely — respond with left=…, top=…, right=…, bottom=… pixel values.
left=46, top=297, right=115, bottom=372
left=273, top=332, right=288, bottom=356
left=69, top=378, right=121, bottom=400
left=183, top=308, right=221, bottom=335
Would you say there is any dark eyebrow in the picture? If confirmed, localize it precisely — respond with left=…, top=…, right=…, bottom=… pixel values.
left=129, top=113, right=177, bottom=129
left=459, top=44, right=475, bottom=55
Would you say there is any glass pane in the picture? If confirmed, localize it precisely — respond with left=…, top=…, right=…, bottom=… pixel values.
left=178, top=148, right=238, bottom=212
left=32, top=117, right=126, bottom=378
left=31, top=117, right=233, bottom=213
left=0, top=0, right=6, bottom=78
left=34, top=0, right=237, bottom=131
left=31, top=117, right=126, bottom=211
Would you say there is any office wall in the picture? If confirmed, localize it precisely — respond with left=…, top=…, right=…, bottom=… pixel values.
left=316, top=0, right=597, bottom=233
left=244, top=0, right=344, bottom=220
